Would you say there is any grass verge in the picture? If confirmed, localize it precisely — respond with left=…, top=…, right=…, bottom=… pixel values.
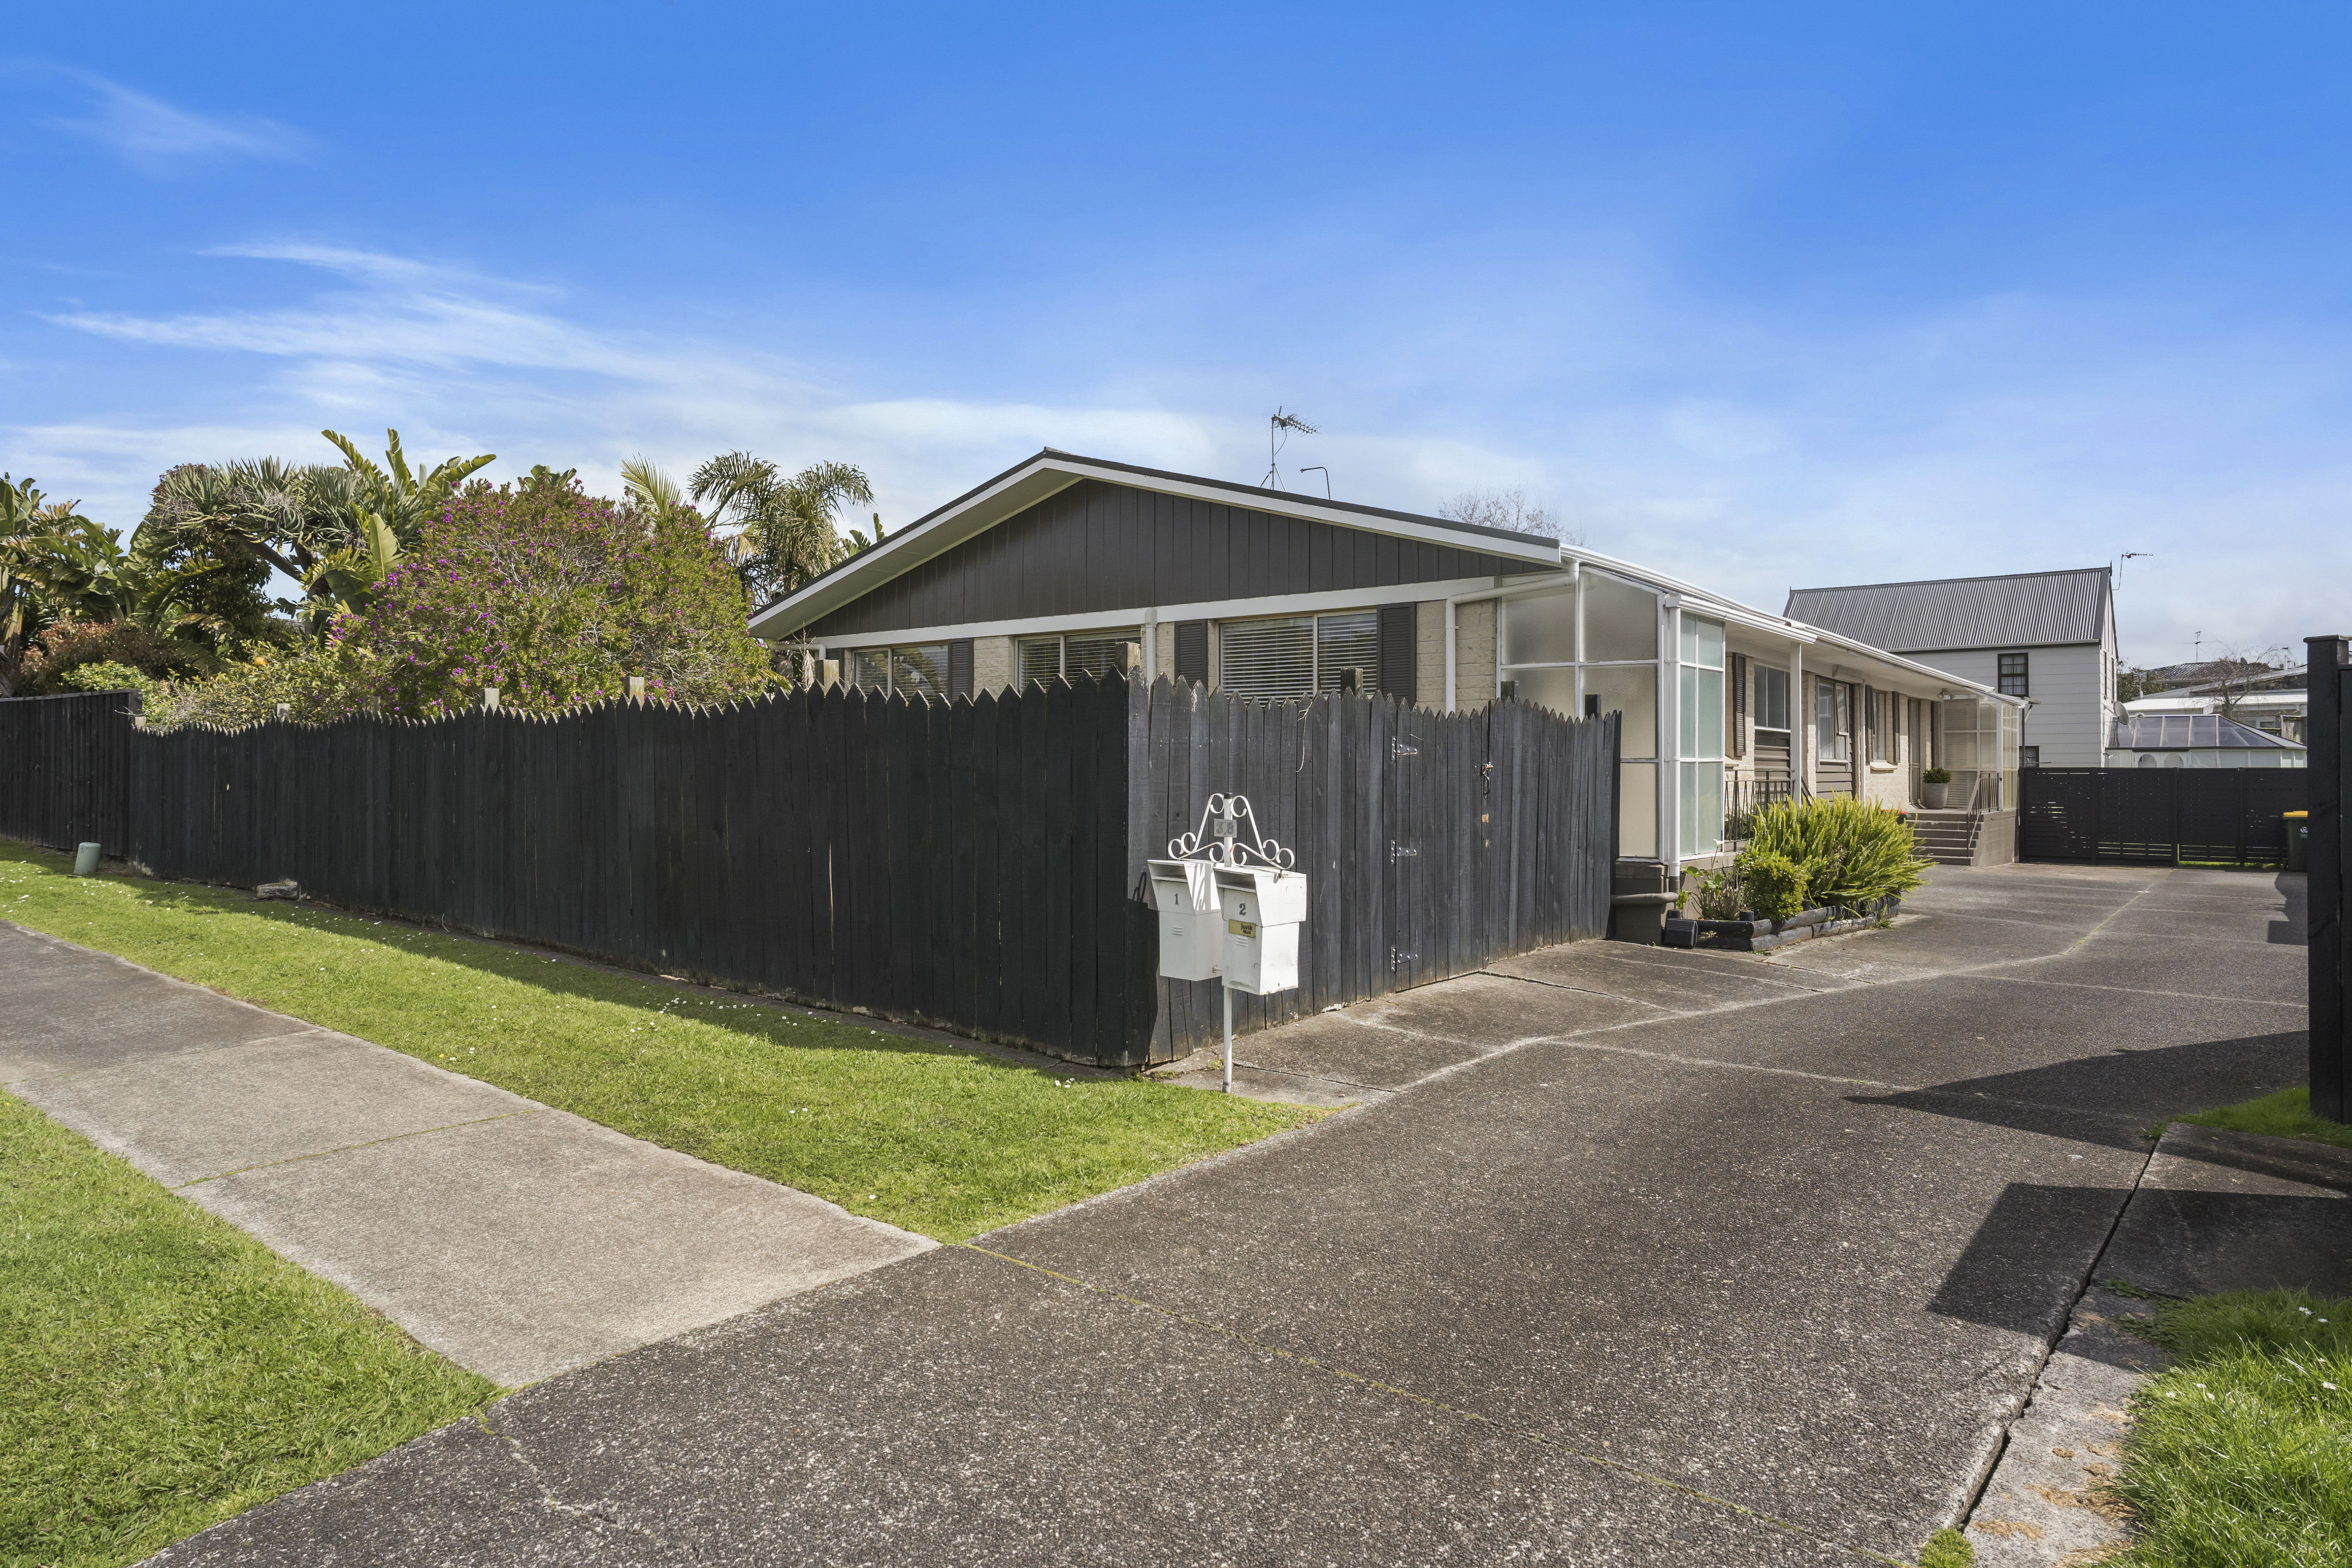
left=2160, top=1085, right=2352, bottom=1153
left=0, top=843, right=1317, bottom=1241
left=2112, top=1289, right=2352, bottom=1566
left=0, top=1090, right=494, bottom=1568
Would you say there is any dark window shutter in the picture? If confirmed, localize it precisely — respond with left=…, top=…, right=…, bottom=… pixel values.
left=1377, top=603, right=1417, bottom=704
left=949, top=639, right=974, bottom=699
left=1174, top=620, right=1209, bottom=686
left=1730, top=653, right=1747, bottom=759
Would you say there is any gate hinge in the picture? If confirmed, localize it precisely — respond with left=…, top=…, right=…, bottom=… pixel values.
left=1390, top=947, right=1420, bottom=969
left=1392, top=739, right=1420, bottom=758
left=1390, top=842, right=1419, bottom=860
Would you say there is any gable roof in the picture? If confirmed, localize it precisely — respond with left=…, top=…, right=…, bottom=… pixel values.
left=2108, top=714, right=2303, bottom=751
left=1782, top=567, right=2112, bottom=653
left=748, top=449, right=1561, bottom=640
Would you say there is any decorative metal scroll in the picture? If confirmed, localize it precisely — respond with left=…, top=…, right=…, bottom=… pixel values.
left=1165, top=791, right=1296, bottom=871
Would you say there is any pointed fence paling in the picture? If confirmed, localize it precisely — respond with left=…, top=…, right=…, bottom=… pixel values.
left=1, top=677, right=1617, bottom=1066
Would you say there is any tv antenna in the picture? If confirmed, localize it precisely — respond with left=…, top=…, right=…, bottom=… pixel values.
left=1263, top=408, right=1316, bottom=489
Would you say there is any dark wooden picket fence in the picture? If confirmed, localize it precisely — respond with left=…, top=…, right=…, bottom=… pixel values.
left=2020, top=766, right=2306, bottom=866
left=0, top=690, right=136, bottom=855
left=1132, top=680, right=1618, bottom=1056
left=1, top=677, right=1618, bottom=1066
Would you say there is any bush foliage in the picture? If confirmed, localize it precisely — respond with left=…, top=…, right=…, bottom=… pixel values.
left=1734, top=848, right=1812, bottom=920
left=1734, top=796, right=1925, bottom=914
left=142, top=477, right=774, bottom=729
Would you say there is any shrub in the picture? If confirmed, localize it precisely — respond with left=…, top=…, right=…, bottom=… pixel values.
left=1735, top=848, right=1811, bottom=920
left=19, top=618, right=216, bottom=694
left=56, top=660, right=152, bottom=695
left=1742, top=795, right=1927, bottom=911
left=140, top=476, right=775, bottom=729
left=1922, top=766, right=1952, bottom=784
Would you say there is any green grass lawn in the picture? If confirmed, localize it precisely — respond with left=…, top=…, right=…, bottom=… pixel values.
left=0, top=843, right=1316, bottom=1241
left=2164, top=1085, right=2352, bottom=1152
left=2113, top=1289, right=2352, bottom=1566
left=0, top=1089, right=495, bottom=1568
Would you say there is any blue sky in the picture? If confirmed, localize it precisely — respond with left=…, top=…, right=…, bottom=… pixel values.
left=7, top=3, right=2346, bottom=666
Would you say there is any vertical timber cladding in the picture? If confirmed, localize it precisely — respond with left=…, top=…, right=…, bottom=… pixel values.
left=1129, top=677, right=1617, bottom=1060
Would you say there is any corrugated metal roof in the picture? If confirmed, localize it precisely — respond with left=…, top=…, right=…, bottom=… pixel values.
left=1783, top=568, right=2111, bottom=652
left=2108, top=715, right=2302, bottom=750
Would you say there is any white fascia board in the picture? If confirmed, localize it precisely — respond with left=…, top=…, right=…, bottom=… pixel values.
left=803, top=577, right=1509, bottom=650
left=1806, top=632, right=2022, bottom=704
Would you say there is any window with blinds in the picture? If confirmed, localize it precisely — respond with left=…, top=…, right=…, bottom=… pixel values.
left=850, top=645, right=948, bottom=696
left=1314, top=612, right=1379, bottom=691
left=1016, top=637, right=1062, bottom=689
left=1218, top=616, right=1315, bottom=699
left=1015, top=629, right=1140, bottom=688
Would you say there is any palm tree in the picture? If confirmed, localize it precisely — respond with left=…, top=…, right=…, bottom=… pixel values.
left=687, top=453, right=873, bottom=602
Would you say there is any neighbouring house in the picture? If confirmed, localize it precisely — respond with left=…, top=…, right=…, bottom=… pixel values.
left=2105, top=714, right=2307, bottom=769
left=747, top=450, right=2025, bottom=867
left=2125, top=664, right=2308, bottom=743
left=1783, top=567, right=2118, bottom=770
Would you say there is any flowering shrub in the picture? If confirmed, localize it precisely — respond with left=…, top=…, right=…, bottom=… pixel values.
left=141, top=477, right=774, bottom=728
left=19, top=618, right=216, bottom=694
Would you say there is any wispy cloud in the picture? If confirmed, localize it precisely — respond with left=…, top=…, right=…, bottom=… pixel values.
left=40, top=69, right=313, bottom=174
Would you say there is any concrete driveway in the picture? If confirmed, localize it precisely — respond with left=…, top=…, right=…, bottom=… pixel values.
left=147, top=863, right=2306, bottom=1566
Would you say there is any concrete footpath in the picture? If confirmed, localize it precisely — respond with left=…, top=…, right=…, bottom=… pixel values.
left=9, top=862, right=2316, bottom=1565
left=0, top=922, right=931, bottom=1387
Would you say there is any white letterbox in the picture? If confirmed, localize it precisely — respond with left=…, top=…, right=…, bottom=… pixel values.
left=1147, top=858, right=1224, bottom=982
left=1213, top=865, right=1307, bottom=996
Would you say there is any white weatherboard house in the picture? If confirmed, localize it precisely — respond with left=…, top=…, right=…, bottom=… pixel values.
left=749, top=450, right=2025, bottom=866
left=1785, top=568, right=2118, bottom=769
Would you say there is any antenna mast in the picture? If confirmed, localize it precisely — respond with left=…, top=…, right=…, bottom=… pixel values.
left=1263, top=408, right=1317, bottom=489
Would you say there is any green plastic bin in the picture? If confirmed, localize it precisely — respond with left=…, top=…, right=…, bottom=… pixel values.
left=2286, top=809, right=2309, bottom=872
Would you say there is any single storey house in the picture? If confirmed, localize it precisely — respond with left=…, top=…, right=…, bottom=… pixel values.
left=1784, top=567, right=2118, bottom=769
left=2125, top=665, right=2308, bottom=743
left=748, top=450, right=2025, bottom=865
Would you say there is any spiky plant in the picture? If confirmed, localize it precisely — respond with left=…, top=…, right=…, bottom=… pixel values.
left=1741, top=795, right=1927, bottom=911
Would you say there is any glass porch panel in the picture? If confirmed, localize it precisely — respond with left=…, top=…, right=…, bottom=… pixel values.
left=1218, top=615, right=1315, bottom=699
left=1315, top=611, right=1380, bottom=690
left=1583, top=664, right=1658, bottom=758
left=1502, top=588, right=1577, bottom=666
left=851, top=649, right=891, bottom=691
left=1510, top=666, right=1578, bottom=717
left=1619, top=761, right=1658, bottom=857
left=1679, top=760, right=1723, bottom=859
left=1016, top=636, right=1063, bottom=688
left=1679, top=666, right=1724, bottom=758
left=1063, top=628, right=1142, bottom=679
left=1678, top=616, right=1724, bottom=669
left=893, top=644, right=949, bottom=698
left=1583, top=575, right=1658, bottom=661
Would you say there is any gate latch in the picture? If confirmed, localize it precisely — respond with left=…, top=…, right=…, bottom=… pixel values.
left=1390, top=842, right=1419, bottom=861
left=1392, top=739, right=1419, bottom=758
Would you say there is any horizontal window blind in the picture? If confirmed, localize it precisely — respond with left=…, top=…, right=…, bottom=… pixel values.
left=1218, top=616, right=1314, bottom=699
left=892, top=645, right=949, bottom=697
left=1016, top=637, right=1062, bottom=688
left=1315, top=612, right=1379, bottom=691
left=1063, top=629, right=1140, bottom=680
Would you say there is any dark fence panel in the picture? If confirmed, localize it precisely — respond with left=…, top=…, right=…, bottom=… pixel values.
left=7, top=675, right=1619, bottom=1068
left=0, top=690, right=136, bottom=853
left=1127, top=677, right=1617, bottom=1059
left=85, top=683, right=1142, bottom=1060
left=2021, top=766, right=2306, bottom=866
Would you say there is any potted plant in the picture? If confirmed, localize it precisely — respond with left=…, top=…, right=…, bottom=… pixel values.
left=1920, top=766, right=1953, bottom=809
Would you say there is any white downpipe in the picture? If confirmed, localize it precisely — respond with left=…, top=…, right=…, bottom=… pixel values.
left=1792, top=644, right=1809, bottom=798
left=1444, top=597, right=1459, bottom=714
left=1142, top=611, right=1158, bottom=681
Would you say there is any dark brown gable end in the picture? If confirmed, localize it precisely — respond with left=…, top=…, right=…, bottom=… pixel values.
left=802, top=478, right=1550, bottom=640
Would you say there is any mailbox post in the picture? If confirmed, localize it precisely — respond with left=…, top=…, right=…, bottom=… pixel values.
left=1152, top=793, right=1305, bottom=1091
